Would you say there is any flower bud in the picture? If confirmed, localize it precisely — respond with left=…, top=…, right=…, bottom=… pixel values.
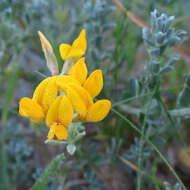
left=38, top=31, right=59, bottom=76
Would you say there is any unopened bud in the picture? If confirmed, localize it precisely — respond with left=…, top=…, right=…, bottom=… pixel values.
left=38, top=31, right=59, bottom=76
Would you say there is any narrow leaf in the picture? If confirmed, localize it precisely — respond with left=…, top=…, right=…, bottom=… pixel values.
left=32, top=153, right=65, bottom=190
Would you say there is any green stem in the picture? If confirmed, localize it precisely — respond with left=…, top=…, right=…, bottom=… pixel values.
left=158, top=96, right=190, bottom=156
left=137, top=88, right=156, bottom=190
left=136, top=118, right=147, bottom=190
left=117, top=104, right=190, bottom=118
left=32, top=153, right=65, bottom=190
left=112, top=85, right=183, bottom=107
left=45, top=139, right=67, bottom=145
left=112, top=108, right=187, bottom=190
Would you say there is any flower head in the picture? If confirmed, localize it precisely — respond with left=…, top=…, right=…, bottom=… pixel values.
left=19, top=29, right=111, bottom=143
left=57, top=58, right=111, bottom=124
left=59, top=29, right=87, bottom=60
left=19, top=77, right=58, bottom=123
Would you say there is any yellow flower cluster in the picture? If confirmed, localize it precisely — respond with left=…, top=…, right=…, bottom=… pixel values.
left=19, top=29, right=111, bottom=141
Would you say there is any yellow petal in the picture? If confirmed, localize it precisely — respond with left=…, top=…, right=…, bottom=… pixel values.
left=56, top=75, right=80, bottom=91
left=32, top=77, right=51, bottom=104
left=66, top=48, right=85, bottom=60
left=59, top=43, right=72, bottom=60
left=58, top=95, right=73, bottom=127
left=48, top=128, right=55, bottom=140
left=46, top=95, right=63, bottom=126
left=68, top=83, right=93, bottom=108
left=19, top=97, right=45, bottom=123
left=42, top=77, right=58, bottom=113
left=85, top=100, right=111, bottom=122
left=66, top=86, right=87, bottom=117
left=83, top=70, right=103, bottom=98
left=69, top=57, right=88, bottom=84
left=52, top=124, right=68, bottom=140
left=72, top=29, right=87, bottom=54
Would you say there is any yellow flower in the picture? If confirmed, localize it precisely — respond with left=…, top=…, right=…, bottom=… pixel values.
left=19, top=29, right=111, bottom=142
left=59, top=29, right=87, bottom=60
left=46, top=95, right=73, bottom=140
left=57, top=58, right=111, bottom=123
left=19, top=77, right=58, bottom=123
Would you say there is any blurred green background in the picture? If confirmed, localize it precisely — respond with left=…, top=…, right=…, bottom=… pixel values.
left=1, top=0, right=190, bottom=189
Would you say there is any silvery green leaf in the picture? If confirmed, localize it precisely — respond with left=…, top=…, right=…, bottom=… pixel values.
left=174, top=183, right=182, bottom=190
left=125, top=78, right=139, bottom=98
left=149, top=47, right=161, bottom=57
left=151, top=61, right=160, bottom=73
left=160, top=65, right=173, bottom=73
left=142, top=28, right=151, bottom=41
left=155, top=31, right=166, bottom=44
left=66, top=144, right=76, bottom=155
left=165, top=16, right=175, bottom=30
left=32, top=154, right=65, bottom=190
left=176, top=29, right=187, bottom=37
left=167, top=56, right=179, bottom=66
left=67, top=123, right=86, bottom=144
left=177, top=74, right=190, bottom=107
left=168, top=35, right=181, bottom=46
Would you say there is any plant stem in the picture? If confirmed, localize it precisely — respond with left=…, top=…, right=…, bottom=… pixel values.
left=158, top=95, right=190, bottom=156
left=112, top=108, right=187, bottom=190
left=136, top=120, right=146, bottom=190
left=137, top=88, right=156, bottom=190
left=117, top=104, right=190, bottom=118
left=112, top=85, right=183, bottom=107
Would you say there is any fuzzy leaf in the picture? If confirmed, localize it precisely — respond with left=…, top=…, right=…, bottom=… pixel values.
left=31, top=153, right=65, bottom=190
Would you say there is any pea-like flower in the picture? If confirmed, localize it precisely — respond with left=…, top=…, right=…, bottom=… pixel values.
left=56, top=57, right=112, bottom=124
left=19, top=77, right=58, bottom=122
left=46, top=95, right=73, bottom=140
left=19, top=75, right=80, bottom=123
left=59, top=29, right=87, bottom=61
left=19, top=29, right=111, bottom=142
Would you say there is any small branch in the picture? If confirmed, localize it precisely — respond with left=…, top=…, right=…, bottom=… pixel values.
left=45, top=139, right=67, bottom=145
left=119, top=104, right=190, bottom=118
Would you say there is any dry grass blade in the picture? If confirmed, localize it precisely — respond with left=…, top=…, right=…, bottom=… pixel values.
left=112, top=0, right=151, bottom=29
left=112, top=0, right=190, bottom=66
